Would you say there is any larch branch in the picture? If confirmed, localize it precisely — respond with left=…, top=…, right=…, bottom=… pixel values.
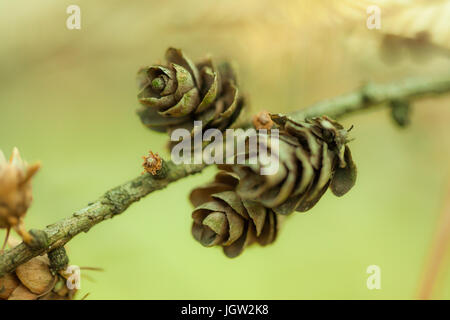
left=1, top=75, right=450, bottom=277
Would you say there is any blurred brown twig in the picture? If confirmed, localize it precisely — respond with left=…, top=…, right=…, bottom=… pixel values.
left=417, top=182, right=450, bottom=299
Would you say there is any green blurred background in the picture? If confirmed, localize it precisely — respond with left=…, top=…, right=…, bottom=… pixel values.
left=1, top=0, right=450, bottom=299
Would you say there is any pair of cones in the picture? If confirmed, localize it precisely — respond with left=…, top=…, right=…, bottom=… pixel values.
left=137, top=49, right=357, bottom=258
left=188, top=115, right=357, bottom=257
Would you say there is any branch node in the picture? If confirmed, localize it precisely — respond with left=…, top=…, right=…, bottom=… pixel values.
left=390, top=99, right=411, bottom=128
left=142, top=151, right=167, bottom=179
left=103, top=187, right=132, bottom=215
left=26, top=229, right=49, bottom=251
left=361, top=82, right=378, bottom=104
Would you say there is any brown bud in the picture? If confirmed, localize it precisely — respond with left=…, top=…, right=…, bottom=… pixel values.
left=142, top=151, right=163, bottom=176
left=252, top=110, right=274, bottom=130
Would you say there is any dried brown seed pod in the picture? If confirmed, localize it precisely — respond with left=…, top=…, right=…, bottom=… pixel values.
left=0, top=148, right=40, bottom=248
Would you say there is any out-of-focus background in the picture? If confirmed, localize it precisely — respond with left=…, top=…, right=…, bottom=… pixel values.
left=1, top=0, right=450, bottom=299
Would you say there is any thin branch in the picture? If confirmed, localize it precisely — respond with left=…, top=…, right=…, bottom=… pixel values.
left=290, top=76, right=450, bottom=120
left=0, top=162, right=206, bottom=277
left=1, top=75, right=450, bottom=277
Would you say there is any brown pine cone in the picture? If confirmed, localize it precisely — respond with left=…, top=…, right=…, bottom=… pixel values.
left=137, top=48, right=245, bottom=135
left=232, top=115, right=357, bottom=215
left=190, top=170, right=282, bottom=258
left=0, top=148, right=40, bottom=246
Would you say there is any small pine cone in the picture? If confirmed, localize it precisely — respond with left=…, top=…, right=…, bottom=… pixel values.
left=0, top=148, right=40, bottom=244
left=137, top=47, right=245, bottom=135
left=232, top=115, right=357, bottom=215
left=189, top=170, right=282, bottom=258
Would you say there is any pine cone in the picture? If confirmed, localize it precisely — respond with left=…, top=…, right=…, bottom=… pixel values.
left=189, top=170, right=282, bottom=258
left=232, top=115, right=357, bottom=215
left=0, top=148, right=40, bottom=245
left=0, top=240, right=76, bottom=300
left=137, top=47, right=245, bottom=135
